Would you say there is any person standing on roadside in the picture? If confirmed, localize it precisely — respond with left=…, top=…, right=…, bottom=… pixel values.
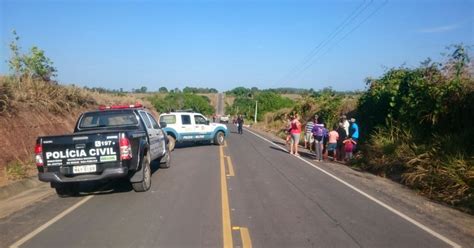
left=304, top=117, right=315, bottom=151
left=349, top=118, right=359, bottom=151
left=322, top=123, right=329, bottom=159
left=289, top=113, right=302, bottom=156
left=336, top=122, right=347, bottom=161
left=343, top=137, right=357, bottom=161
left=341, top=115, right=350, bottom=137
left=312, top=120, right=325, bottom=161
left=327, top=125, right=339, bottom=161
left=285, top=114, right=292, bottom=146
left=237, top=114, right=244, bottom=134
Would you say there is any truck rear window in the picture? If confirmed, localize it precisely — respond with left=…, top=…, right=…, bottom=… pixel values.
left=79, top=111, right=139, bottom=129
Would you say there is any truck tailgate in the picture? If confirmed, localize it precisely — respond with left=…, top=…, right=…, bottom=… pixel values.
left=41, top=132, right=120, bottom=174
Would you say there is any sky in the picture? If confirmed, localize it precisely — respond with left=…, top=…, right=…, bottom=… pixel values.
left=1, top=0, right=473, bottom=92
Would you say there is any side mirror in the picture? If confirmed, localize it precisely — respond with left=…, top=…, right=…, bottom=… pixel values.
left=206, top=120, right=210, bottom=125
left=160, top=122, right=167, bottom=128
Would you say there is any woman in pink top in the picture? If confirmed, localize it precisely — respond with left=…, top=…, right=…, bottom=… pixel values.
left=289, top=113, right=302, bottom=156
left=327, top=125, right=339, bottom=160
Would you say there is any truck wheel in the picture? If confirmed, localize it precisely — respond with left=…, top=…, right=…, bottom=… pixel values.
left=132, top=153, right=151, bottom=192
left=160, top=144, right=171, bottom=168
left=53, top=183, right=79, bottom=198
left=167, top=135, right=176, bottom=151
left=214, top=131, right=225, bottom=146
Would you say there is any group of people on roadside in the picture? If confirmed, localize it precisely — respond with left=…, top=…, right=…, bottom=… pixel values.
left=285, top=113, right=359, bottom=161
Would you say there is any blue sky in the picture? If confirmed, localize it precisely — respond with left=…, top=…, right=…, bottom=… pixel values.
left=1, top=0, right=473, bottom=91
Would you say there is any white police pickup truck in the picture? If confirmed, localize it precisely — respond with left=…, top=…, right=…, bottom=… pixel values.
left=159, top=111, right=229, bottom=150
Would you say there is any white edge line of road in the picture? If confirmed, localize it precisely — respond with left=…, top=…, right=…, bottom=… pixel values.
left=245, top=128, right=462, bottom=248
left=9, top=195, right=94, bottom=248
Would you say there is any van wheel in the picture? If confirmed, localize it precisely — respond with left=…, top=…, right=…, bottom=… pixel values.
left=53, top=183, right=79, bottom=198
left=167, top=135, right=176, bottom=151
left=160, top=144, right=171, bottom=168
left=214, top=131, right=225, bottom=146
left=132, top=153, right=151, bottom=192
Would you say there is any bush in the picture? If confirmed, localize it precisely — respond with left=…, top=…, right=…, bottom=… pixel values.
left=149, top=92, right=214, bottom=115
left=356, top=45, right=474, bottom=212
left=226, top=91, right=294, bottom=121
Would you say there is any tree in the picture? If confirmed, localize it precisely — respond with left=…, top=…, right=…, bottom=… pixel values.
left=133, top=86, right=148, bottom=93
left=22, top=46, right=57, bottom=81
left=7, top=30, right=57, bottom=81
left=159, top=87, right=168, bottom=93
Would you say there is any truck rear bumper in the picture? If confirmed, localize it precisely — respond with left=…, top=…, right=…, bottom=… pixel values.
left=38, top=167, right=128, bottom=183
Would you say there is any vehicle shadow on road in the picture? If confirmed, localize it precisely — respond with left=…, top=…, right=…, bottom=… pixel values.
left=174, top=141, right=213, bottom=149
left=70, top=160, right=163, bottom=197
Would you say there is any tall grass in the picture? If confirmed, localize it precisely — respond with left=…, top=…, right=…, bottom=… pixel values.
left=0, top=76, right=153, bottom=116
left=0, top=76, right=95, bottom=114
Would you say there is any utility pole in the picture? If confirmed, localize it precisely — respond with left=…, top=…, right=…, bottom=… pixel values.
left=254, top=100, right=258, bottom=123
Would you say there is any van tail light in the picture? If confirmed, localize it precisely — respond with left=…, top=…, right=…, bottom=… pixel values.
left=119, top=136, right=132, bottom=160
left=35, top=143, right=44, bottom=167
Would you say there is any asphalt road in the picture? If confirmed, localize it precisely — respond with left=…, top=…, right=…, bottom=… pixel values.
left=1, top=125, right=468, bottom=248
left=217, top=93, right=224, bottom=116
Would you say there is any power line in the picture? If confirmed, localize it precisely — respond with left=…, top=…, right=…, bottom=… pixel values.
left=288, top=0, right=388, bottom=83
left=277, top=0, right=373, bottom=85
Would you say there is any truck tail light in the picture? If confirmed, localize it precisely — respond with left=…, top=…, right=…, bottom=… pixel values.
left=35, top=143, right=44, bottom=167
left=119, top=136, right=132, bottom=160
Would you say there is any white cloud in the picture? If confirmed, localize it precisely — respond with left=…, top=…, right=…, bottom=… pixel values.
left=418, top=24, right=460, bottom=33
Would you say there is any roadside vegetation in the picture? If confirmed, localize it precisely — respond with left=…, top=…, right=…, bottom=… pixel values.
left=225, top=88, right=295, bottom=121
left=356, top=45, right=473, bottom=213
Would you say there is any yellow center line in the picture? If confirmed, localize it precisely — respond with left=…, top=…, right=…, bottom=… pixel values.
left=232, top=226, right=252, bottom=248
left=225, top=156, right=235, bottom=177
left=240, top=227, right=253, bottom=248
left=220, top=145, right=233, bottom=248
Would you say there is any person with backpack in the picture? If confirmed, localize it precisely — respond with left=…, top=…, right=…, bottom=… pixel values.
left=312, top=121, right=325, bottom=161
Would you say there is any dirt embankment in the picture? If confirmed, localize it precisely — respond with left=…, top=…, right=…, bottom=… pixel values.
left=0, top=107, right=89, bottom=186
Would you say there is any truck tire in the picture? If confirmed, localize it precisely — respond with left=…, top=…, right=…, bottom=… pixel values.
left=214, top=131, right=225, bottom=146
left=160, top=144, right=171, bottom=168
left=132, top=153, right=151, bottom=192
left=167, top=135, right=176, bottom=151
left=53, top=183, right=79, bottom=198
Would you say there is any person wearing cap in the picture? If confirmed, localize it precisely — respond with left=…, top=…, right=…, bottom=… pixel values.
left=349, top=118, right=359, bottom=152
left=349, top=118, right=359, bottom=141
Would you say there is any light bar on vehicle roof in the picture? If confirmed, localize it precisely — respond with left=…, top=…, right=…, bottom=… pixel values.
left=98, top=103, right=144, bottom=110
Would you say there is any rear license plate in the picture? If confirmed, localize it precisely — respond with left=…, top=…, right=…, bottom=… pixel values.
left=72, top=164, right=96, bottom=174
